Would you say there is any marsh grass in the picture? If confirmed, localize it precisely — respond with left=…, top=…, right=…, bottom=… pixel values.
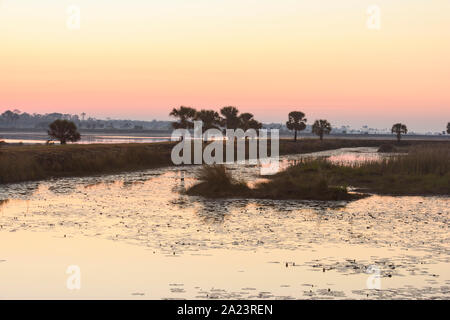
left=0, top=143, right=175, bottom=184
left=335, top=145, right=450, bottom=194
left=267, top=144, right=450, bottom=196
left=186, top=163, right=364, bottom=200
left=186, top=144, right=450, bottom=199
left=0, top=138, right=448, bottom=185
left=252, top=160, right=359, bottom=200
left=186, top=165, right=251, bottom=198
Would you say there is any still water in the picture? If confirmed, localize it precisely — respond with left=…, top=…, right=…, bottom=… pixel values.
left=0, top=132, right=171, bottom=144
left=0, top=148, right=448, bottom=299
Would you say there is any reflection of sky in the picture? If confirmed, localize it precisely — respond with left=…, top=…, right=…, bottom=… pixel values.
left=1, top=136, right=172, bottom=144
left=0, top=163, right=448, bottom=299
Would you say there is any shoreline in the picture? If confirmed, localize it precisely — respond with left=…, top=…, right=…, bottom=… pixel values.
left=1, top=138, right=448, bottom=185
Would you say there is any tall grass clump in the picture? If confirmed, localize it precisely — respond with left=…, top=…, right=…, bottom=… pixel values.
left=374, top=146, right=449, bottom=175
left=340, top=145, right=450, bottom=195
left=186, top=161, right=365, bottom=201
left=276, top=144, right=450, bottom=196
left=186, top=165, right=251, bottom=198
left=253, top=159, right=364, bottom=200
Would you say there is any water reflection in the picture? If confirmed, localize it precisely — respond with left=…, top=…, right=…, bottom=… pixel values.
left=0, top=148, right=448, bottom=299
left=195, top=199, right=250, bottom=224
left=0, top=132, right=172, bottom=145
left=0, top=199, right=9, bottom=207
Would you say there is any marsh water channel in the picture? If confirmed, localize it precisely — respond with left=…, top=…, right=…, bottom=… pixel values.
left=0, top=148, right=448, bottom=299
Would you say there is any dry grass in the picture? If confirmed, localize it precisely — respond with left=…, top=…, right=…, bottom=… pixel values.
left=186, top=165, right=251, bottom=198
left=267, top=144, right=450, bottom=196
left=0, top=138, right=448, bottom=185
left=186, top=144, right=450, bottom=199
left=186, top=164, right=365, bottom=200
left=0, top=142, right=175, bottom=184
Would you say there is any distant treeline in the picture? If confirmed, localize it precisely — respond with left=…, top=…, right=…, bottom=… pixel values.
left=0, top=109, right=171, bottom=131
left=0, top=108, right=294, bottom=133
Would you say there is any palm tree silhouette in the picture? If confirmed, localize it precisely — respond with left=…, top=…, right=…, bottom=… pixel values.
left=312, top=120, right=332, bottom=140
left=238, top=113, right=262, bottom=132
left=391, top=123, right=407, bottom=142
left=220, top=106, right=240, bottom=131
left=194, top=109, right=222, bottom=141
left=169, top=106, right=197, bottom=130
left=286, top=111, right=307, bottom=141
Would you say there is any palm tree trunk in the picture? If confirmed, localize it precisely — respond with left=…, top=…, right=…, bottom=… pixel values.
left=294, top=130, right=297, bottom=142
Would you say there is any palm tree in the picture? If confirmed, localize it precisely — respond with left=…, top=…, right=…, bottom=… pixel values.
left=220, top=106, right=240, bottom=130
left=194, top=109, right=222, bottom=141
left=48, top=120, right=81, bottom=144
left=447, top=122, right=450, bottom=134
left=286, top=111, right=307, bottom=141
left=391, top=123, right=407, bottom=142
left=238, top=113, right=255, bottom=131
left=312, top=119, right=332, bottom=140
left=169, top=106, right=197, bottom=130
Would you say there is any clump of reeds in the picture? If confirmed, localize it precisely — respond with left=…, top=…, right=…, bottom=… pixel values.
left=252, top=159, right=362, bottom=200
left=186, top=162, right=363, bottom=201
left=186, top=165, right=251, bottom=198
left=275, top=145, right=450, bottom=196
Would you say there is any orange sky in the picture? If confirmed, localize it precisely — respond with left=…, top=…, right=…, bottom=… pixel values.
left=0, top=0, right=449, bottom=131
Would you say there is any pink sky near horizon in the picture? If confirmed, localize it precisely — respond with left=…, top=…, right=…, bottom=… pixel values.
left=0, top=0, right=449, bottom=132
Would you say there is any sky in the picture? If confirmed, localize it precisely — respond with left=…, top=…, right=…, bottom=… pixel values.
left=0, top=0, right=449, bottom=132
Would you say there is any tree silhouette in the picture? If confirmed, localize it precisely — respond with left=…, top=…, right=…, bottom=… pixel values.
left=48, top=120, right=81, bottom=144
left=391, top=123, right=407, bottom=142
left=195, top=110, right=222, bottom=140
left=286, top=111, right=307, bottom=141
left=238, top=113, right=262, bottom=131
left=312, top=120, right=332, bottom=140
left=1, top=110, right=15, bottom=127
left=447, top=122, right=450, bottom=134
left=195, top=110, right=221, bottom=131
left=220, top=106, right=240, bottom=130
left=169, top=106, right=197, bottom=130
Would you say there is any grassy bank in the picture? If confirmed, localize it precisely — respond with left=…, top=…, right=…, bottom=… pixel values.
left=186, top=165, right=365, bottom=201
left=187, top=144, right=450, bottom=199
left=0, top=142, right=174, bottom=184
left=0, top=138, right=447, bottom=184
